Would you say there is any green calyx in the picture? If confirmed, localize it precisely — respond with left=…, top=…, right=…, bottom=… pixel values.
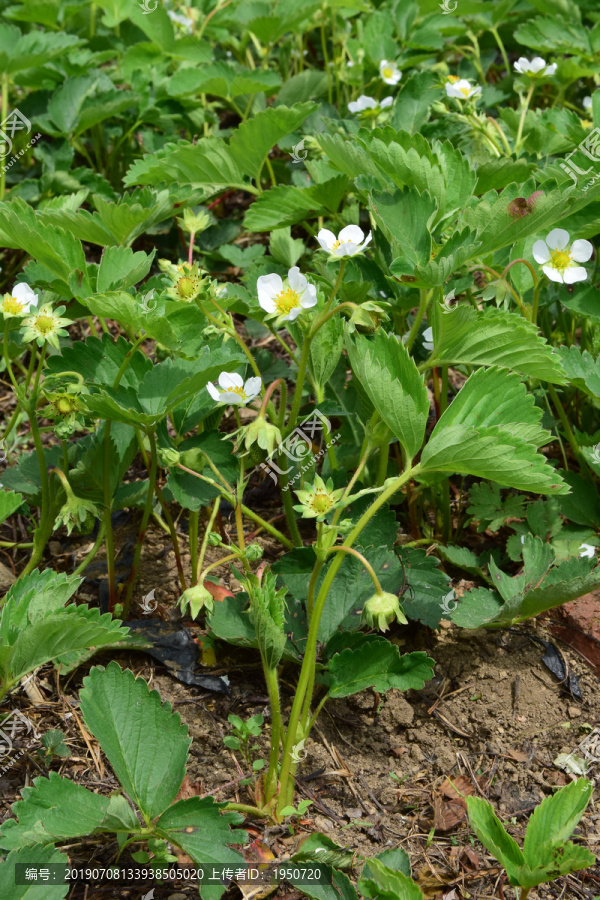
left=362, top=591, right=408, bottom=632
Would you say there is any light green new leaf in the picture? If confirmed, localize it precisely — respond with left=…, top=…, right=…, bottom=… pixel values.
left=80, top=662, right=191, bottom=820
left=523, top=779, right=593, bottom=868
left=328, top=641, right=434, bottom=698
left=0, top=24, right=80, bottom=73
left=345, top=330, right=428, bottom=460
left=430, top=307, right=567, bottom=383
left=467, top=796, right=527, bottom=883
left=0, top=845, right=69, bottom=899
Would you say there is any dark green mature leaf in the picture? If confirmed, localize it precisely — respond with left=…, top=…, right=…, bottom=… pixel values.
left=390, top=71, right=438, bottom=134
left=288, top=866, right=358, bottom=900
left=558, top=345, right=600, bottom=398
left=156, top=797, right=246, bottom=867
left=0, top=844, right=69, bottom=898
left=467, top=482, right=527, bottom=532
left=0, top=490, right=23, bottom=526
left=97, top=246, right=154, bottom=292
left=244, top=176, right=347, bottom=230
left=370, top=188, right=436, bottom=266
left=475, top=159, right=536, bottom=194
left=345, top=330, right=428, bottom=460
left=46, top=334, right=152, bottom=390
left=0, top=774, right=108, bottom=849
left=430, top=307, right=566, bottom=383
left=328, top=641, right=434, bottom=698
left=0, top=23, right=80, bottom=73
left=80, top=662, right=190, bottom=820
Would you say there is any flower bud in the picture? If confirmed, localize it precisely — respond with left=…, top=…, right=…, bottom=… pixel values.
left=181, top=207, right=211, bottom=235
left=245, top=543, right=264, bottom=562
left=242, top=415, right=282, bottom=457
left=362, top=591, right=408, bottom=632
left=178, top=583, right=214, bottom=619
left=159, top=448, right=181, bottom=467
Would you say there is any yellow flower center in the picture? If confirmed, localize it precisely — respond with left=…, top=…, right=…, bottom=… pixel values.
left=274, top=287, right=300, bottom=315
left=34, top=314, right=56, bottom=335
left=2, top=296, right=24, bottom=315
left=459, top=86, right=471, bottom=97
left=382, top=67, right=394, bottom=79
left=447, top=75, right=461, bottom=83
left=582, top=119, right=592, bottom=128
left=310, top=492, right=333, bottom=514
left=226, top=385, right=245, bottom=397
left=550, top=249, right=572, bottom=271
left=54, top=396, right=78, bottom=415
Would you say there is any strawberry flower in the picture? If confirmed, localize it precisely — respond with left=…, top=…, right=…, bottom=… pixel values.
left=379, top=60, right=401, bottom=85
left=1, top=283, right=38, bottom=319
left=207, top=372, right=262, bottom=405
left=514, top=57, right=557, bottom=77
left=579, top=543, right=595, bottom=559
left=21, top=304, right=71, bottom=350
left=257, top=266, right=317, bottom=322
left=532, top=229, right=593, bottom=284
left=317, top=225, right=372, bottom=258
left=348, top=95, right=393, bottom=114
left=445, top=78, right=481, bottom=100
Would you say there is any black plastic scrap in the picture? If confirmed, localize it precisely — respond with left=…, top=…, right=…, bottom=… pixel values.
left=126, top=619, right=231, bottom=695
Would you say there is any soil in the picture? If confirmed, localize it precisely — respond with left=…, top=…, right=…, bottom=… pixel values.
left=2, top=561, right=600, bottom=900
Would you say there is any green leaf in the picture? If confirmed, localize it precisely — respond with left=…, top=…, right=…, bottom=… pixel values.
left=520, top=557, right=600, bottom=619
left=389, top=71, right=438, bottom=134
left=467, top=482, right=527, bottom=532
left=288, top=866, right=359, bottom=900
left=0, top=490, right=23, bottom=526
left=155, top=797, right=246, bottom=866
left=97, top=246, right=154, bottom=292
left=0, top=24, right=80, bottom=74
left=124, top=138, right=248, bottom=198
left=80, top=662, right=191, bottom=820
left=359, top=858, right=423, bottom=900
left=523, top=779, right=593, bottom=868
left=276, top=69, right=329, bottom=105
left=345, top=330, right=428, bottom=460
left=328, top=640, right=434, bottom=698
left=310, top=315, right=344, bottom=389
left=466, top=796, right=527, bottom=884
left=0, top=773, right=108, bottom=849
left=369, top=188, right=436, bottom=266
left=515, top=15, right=590, bottom=52
left=0, top=844, right=69, bottom=898
left=558, top=345, right=600, bottom=398
left=46, top=334, right=152, bottom=390
left=475, top=159, right=537, bottom=194
left=269, top=227, right=305, bottom=268
left=244, top=176, right=347, bottom=231
left=250, top=571, right=287, bottom=669
left=430, top=307, right=567, bottom=383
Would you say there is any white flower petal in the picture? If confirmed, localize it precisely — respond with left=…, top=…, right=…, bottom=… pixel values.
left=579, top=543, right=595, bottom=558
left=219, top=371, right=243, bottom=390
left=257, top=272, right=283, bottom=307
left=287, top=266, right=308, bottom=292
left=360, top=230, right=373, bottom=249
left=532, top=240, right=551, bottom=264
left=244, top=377, right=262, bottom=399
left=546, top=228, right=570, bottom=250
left=339, top=224, right=365, bottom=245
left=283, top=306, right=303, bottom=322
left=571, top=239, right=593, bottom=262
left=317, top=229, right=337, bottom=251
left=514, top=57, right=531, bottom=73
left=583, top=96, right=592, bottom=110
left=563, top=266, right=588, bottom=284
left=542, top=265, right=564, bottom=283
left=299, top=284, right=318, bottom=308
left=545, top=63, right=557, bottom=76
left=207, top=382, right=220, bottom=401
left=223, top=392, right=245, bottom=405
left=379, top=59, right=389, bottom=70
left=333, top=242, right=359, bottom=257
left=423, top=327, right=433, bottom=341
left=380, top=96, right=394, bottom=108
left=530, top=57, right=547, bottom=72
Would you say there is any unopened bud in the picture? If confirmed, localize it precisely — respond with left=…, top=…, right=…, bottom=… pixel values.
left=362, top=591, right=408, bottom=632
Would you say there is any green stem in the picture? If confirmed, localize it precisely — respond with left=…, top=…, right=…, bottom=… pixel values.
left=405, top=290, right=431, bottom=353
left=286, top=332, right=311, bottom=435
left=547, top=384, right=592, bottom=477
left=515, top=82, right=535, bottom=156
left=531, top=277, right=544, bottom=326
left=263, top=664, right=283, bottom=803
left=323, top=259, right=346, bottom=316
left=197, top=498, right=221, bottom=579
left=3, top=322, right=19, bottom=393
left=241, top=503, right=294, bottom=550
left=376, top=442, right=389, bottom=486
left=277, top=465, right=418, bottom=813
left=189, top=510, right=199, bottom=584
left=489, top=25, right=509, bottom=75
left=0, top=73, right=8, bottom=201
left=72, top=521, right=106, bottom=577
left=278, top=467, right=303, bottom=547
left=121, top=429, right=159, bottom=618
